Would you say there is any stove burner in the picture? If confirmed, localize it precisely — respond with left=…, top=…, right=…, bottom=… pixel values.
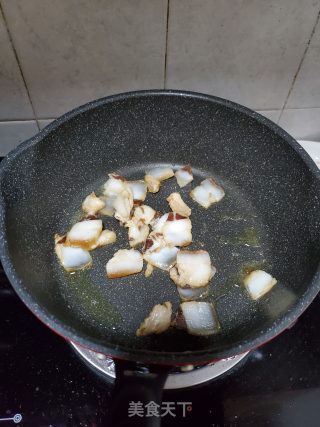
left=71, top=342, right=249, bottom=389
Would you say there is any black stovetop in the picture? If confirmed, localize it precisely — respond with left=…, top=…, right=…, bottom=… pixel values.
left=0, top=261, right=319, bottom=427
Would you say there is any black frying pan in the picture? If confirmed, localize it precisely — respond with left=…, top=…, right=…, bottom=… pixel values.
left=1, top=90, right=320, bottom=426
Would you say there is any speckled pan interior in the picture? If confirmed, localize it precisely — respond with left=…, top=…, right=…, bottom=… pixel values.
left=0, top=90, right=320, bottom=364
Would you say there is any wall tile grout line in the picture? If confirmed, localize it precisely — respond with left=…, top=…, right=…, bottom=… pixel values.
left=0, top=119, right=42, bottom=123
left=278, top=8, right=320, bottom=124
left=0, top=118, right=56, bottom=122
left=0, top=1, right=40, bottom=131
left=266, top=107, right=320, bottom=111
left=163, top=0, right=170, bottom=89
left=256, top=107, right=320, bottom=113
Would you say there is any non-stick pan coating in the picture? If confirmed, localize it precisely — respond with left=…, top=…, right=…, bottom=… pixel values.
left=1, top=91, right=320, bottom=364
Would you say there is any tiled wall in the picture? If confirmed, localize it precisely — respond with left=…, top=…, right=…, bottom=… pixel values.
left=0, top=0, right=319, bottom=155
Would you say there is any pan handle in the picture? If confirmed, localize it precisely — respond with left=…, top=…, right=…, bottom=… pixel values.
left=109, top=359, right=171, bottom=426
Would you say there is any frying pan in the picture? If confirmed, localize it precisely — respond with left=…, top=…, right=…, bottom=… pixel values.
left=1, top=90, right=320, bottom=426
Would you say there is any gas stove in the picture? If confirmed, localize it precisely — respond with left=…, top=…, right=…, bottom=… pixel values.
left=0, top=141, right=320, bottom=427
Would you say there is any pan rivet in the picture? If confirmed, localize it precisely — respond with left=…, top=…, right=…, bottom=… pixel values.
left=180, top=364, right=194, bottom=372
left=97, top=353, right=107, bottom=360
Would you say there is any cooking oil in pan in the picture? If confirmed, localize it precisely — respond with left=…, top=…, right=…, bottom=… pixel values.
left=63, top=270, right=123, bottom=327
left=219, top=226, right=260, bottom=247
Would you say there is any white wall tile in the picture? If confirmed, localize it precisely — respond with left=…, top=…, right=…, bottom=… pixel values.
left=0, top=121, right=38, bottom=155
left=0, top=8, right=33, bottom=120
left=287, top=20, right=320, bottom=108
left=166, top=0, right=320, bottom=110
left=278, top=108, right=320, bottom=141
left=298, top=140, right=320, bottom=168
left=1, top=0, right=167, bottom=118
left=256, top=110, right=281, bottom=124
left=38, top=119, right=54, bottom=130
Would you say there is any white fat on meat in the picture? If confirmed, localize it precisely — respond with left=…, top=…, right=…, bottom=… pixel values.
left=144, top=263, right=154, bottom=278
left=145, top=167, right=174, bottom=193
left=144, top=174, right=160, bottom=193
left=190, top=178, right=225, bottom=208
left=179, top=301, right=220, bottom=336
left=162, top=213, right=192, bottom=247
left=82, top=192, right=105, bottom=216
left=99, top=195, right=116, bottom=216
left=106, top=249, right=143, bottom=278
left=54, top=235, right=92, bottom=272
left=127, top=220, right=149, bottom=247
left=103, top=173, right=128, bottom=196
left=103, top=173, right=134, bottom=222
left=151, top=213, right=169, bottom=233
left=144, top=246, right=179, bottom=271
left=175, top=165, right=193, bottom=188
left=127, top=180, right=147, bottom=202
left=177, top=286, right=208, bottom=301
left=113, top=189, right=133, bottom=224
left=169, top=250, right=215, bottom=288
left=132, top=205, right=156, bottom=225
left=136, top=302, right=172, bottom=336
left=146, top=167, right=174, bottom=181
left=66, top=219, right=103, bottom=250
left=167, top=192, right=191, bottom=217
left=91, top=229, right=116, bottom=249
left=244, top=270, right=277, bottom=300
